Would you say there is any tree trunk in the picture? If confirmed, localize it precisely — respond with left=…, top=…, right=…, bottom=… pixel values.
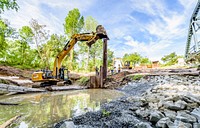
left=34, top=37, right=45, bottom=66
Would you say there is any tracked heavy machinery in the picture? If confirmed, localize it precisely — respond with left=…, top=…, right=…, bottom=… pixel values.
left=32, top=25, right=108, bottom=86
left=113, top=58, right=132, bottom=70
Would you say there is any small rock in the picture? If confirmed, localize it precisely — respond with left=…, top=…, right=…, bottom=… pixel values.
left=164, top=109, right=177, bottom=121
left=149, top=110, right=165, bottom=123
left=191, top=107, right=200, bottom=123
left=129, top=106, right=139, bottom=111
left=163, top=100, right=187, bottom=110
left=136, top=109, right=150, bottom=118
left=185, top=94, right=200, bottom=104
left=173, top=120, right=192, bottom=128
left=193, top=123, right=200, bottom=128
left=156, top=117, right=173, bottom=128
left=176, top=111, right=197, bottom=123
left=187, top=103, right=198, bottom=110
left=54, top=121, right=76, bottom=128
left=134, top=122, right=152, bottom=128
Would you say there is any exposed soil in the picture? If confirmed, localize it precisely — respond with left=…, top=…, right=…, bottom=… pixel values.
left=0, top=66, right=33, bottom=79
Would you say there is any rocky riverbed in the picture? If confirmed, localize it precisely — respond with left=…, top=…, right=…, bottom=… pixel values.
left=55, top=72, right=200, bottom=128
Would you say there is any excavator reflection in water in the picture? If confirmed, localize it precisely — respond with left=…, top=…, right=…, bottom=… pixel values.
left=32, top=25, right=108, bottom=86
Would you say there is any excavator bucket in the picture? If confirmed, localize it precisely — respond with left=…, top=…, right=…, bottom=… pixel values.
left=86, top=25, right=108, bottom=47
left=96, top=25, right=108, bottom=39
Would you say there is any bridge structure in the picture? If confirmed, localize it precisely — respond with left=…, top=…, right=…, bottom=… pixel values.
left=185, top=0, right=200, bottom=63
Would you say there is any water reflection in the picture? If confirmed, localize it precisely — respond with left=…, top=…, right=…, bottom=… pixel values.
left=0, top=89, right=123, bottom=127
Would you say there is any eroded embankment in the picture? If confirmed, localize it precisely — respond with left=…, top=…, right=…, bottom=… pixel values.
left=55, top=72, right=200, bottom=128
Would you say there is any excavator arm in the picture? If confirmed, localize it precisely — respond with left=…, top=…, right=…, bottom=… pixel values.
left=53, top=33, right=100, bottom=77
left=53, top=25, right=108, bottom=78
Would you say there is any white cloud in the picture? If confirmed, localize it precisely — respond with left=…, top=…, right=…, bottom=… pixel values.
left=123, top=36, right=171, bottom=60
left=114, top=0, right=197, bottom=60
left=1, top=0, right=95, bottom=35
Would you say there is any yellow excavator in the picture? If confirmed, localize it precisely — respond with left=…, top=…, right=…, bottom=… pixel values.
left=32, top=25, right=108, bottom=86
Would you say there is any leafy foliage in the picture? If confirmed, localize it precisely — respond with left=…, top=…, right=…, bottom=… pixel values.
left=30, top=19, right=49, bottom=68
left=123, top=52, right=141, bottom=67
left=108, top=49, right=114, bottom=67
left=64, top=8, right=84, bottom=36
left=77, top=76, right=89, bottom=86
left=130, top=74, right=143, bottom=80
left=102, top=109, right=111, bottom=117
left=0, top=20, right=8, bottom=54
left=161, top=52, right=179, bottom=66
left=140, top=57, right=151, bottom=64
left=0, top=0, right=19, bottom=13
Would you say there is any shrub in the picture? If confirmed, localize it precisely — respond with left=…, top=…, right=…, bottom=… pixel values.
left=130, top=74, right=143, bottom=80
left=78, top=76, right=89, bottom=86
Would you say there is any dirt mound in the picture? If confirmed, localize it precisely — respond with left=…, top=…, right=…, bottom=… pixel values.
left=0, top=66, right=33, bottom=79
left=103, top=71, right=132, bottom=89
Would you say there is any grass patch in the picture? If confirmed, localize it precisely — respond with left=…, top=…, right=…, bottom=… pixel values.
left=0, top=79, right=9, bottom=84
left=102, top=109, right=111, bottom=117
left=77, top=76, right=90, bottom=86
left=130, top=74, right=143, bottom=80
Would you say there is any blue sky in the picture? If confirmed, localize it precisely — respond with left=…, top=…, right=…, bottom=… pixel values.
left=1, top=0, right=197, bottom=60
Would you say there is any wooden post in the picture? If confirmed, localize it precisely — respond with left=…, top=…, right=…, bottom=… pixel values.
left=100, top=66, right=104, bottom=88
left=103, top=39, right=108, bottom=80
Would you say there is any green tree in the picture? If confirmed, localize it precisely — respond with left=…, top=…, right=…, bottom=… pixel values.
left=107, top=49, right=114, bottom=67
left=161, top=52, right=179, bottom=66
left=82, top=16, right=98, bottom=70
left=0, top=20, right=7, bottom=54
left=0, top=0, right=19, bottom=13
left=18, top=26, right=34, bottom=65
left=123, top=53, right=142, bottom=67
left=64, top=8, right=84, bottom=70
left=0, top=19, right=15, bottom=59
left=140, top=57, right=151, bottom=65
left=123, top=53, right=129, bottom=62
left=30, top=19, right=49, bottom=68
left=44, top=34, right=67, bottom=69
left=129, top=53, right=141, bottom=67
